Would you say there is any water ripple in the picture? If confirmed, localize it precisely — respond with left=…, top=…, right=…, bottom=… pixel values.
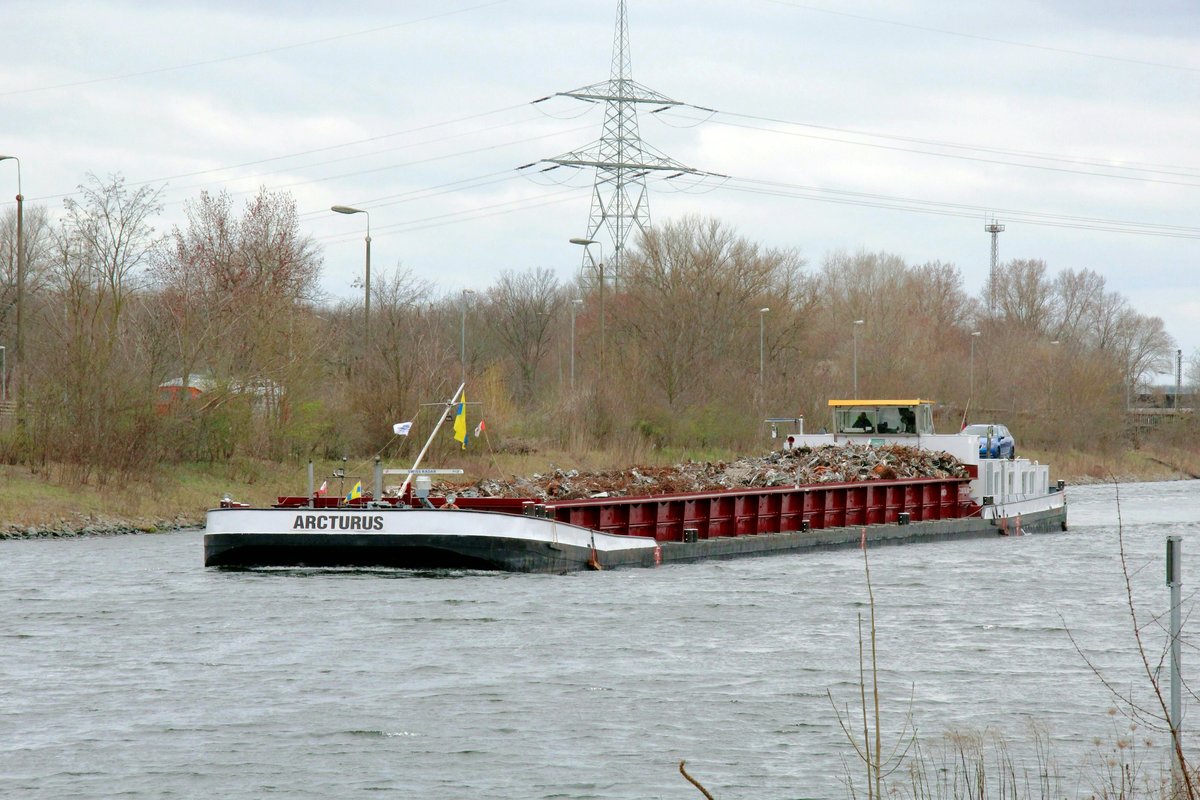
left=0, top=480, right=1194, bottom=798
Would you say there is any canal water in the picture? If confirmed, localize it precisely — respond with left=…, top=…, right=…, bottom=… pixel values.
left=2, top=480, right=1198, bottom=799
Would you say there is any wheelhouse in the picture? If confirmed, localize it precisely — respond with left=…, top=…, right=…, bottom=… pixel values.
left=829, top=399, right=935, bottom=436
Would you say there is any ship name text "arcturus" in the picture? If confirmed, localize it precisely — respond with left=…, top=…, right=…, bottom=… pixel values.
left=293, top=515, right=385, bottom=531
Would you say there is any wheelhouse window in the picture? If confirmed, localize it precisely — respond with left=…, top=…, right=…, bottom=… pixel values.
left=833, top=403, right=932, bottom=435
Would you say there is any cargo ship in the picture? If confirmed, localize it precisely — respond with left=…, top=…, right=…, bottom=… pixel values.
left=203, top=395, right=1066, bottom=572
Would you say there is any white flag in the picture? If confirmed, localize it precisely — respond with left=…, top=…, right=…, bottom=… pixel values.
left=393, top=421, right=413, bottom=436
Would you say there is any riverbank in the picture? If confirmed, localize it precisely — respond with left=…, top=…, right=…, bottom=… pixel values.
left=2, top=443, right=1197, bottom=539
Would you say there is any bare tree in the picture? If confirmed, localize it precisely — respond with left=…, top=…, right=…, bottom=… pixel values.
left=1112, top=312, right=1175, bottom=390
left=0, top=203, right=54, bottom=342
left=620, top=216, right=800, bottom=408
left=348, top=267, right=438, bottom=452
left=485, top=267, right=561, bottom=400
left=60, top=174, right=164, bottom=340
left=147, top=187, right=322, bottom=458
left=1051, top=267, right=1107, bottom=343
left=28, top=174, right=165, bottom=477
left=988, top=258, right=1057, bottom=333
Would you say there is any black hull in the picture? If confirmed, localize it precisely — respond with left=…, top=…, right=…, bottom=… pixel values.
left=204, top=532, right=639, bottom=572
left=205, top=506, right=1067, bottom=574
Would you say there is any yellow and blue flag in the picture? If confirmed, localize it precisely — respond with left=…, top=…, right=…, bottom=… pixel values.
left=452, top=393, right=467, bottom=449
left=346, top=481, right=362, bottom=501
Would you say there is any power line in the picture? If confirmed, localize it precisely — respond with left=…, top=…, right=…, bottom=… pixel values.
left=758, top=0, right=1200, bottom=74
left=686, top=109, right=1200, bottom=179
left=678, top=110, right=1200, bottom=188
left=719, top=175, right=1200, bottom=239
left=157, top=122, right=592, bottom=206
left=314, top=185, right=581, bottom=243
left=1, top=0, right=517, bottom=97
left=10, top=103, right=541, bottom=206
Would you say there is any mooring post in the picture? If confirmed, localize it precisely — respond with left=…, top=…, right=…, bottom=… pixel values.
left=1167, top=535, right=1183, bottom=797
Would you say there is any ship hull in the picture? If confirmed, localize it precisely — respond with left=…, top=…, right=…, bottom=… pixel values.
left=204, top=497, right=1066, bottom=573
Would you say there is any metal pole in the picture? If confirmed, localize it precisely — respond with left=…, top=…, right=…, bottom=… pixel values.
left=460, top=289, right=473, bottom=386
left=970, top=331, right=980, bottom=401
left=759, top=308, right=769, bottom=389
left=14, top=189, right=22, bottom=375
left=598, top=262, right=605, bottom=373
left=1168, top=535, right=1183, bottom=798
left=853, top=332, right=857, bottom=397
left=399, top=382, right=465, bottom=498
left=1176, top=349, right=1183, bottom=410
left=569, top=238, right=604, bottom=375
left=852, top=319, right=864, bottom=397
left=0, top=156, right=23, bottom=388
left=364, top=230, right=371, bottom=356
left=570, top=299, right=581, bottom=391
left=330, top=206, right=371, bottom=358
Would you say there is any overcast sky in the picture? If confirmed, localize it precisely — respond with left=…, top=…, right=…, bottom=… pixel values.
left=3, top=0, right=1198, bottom=367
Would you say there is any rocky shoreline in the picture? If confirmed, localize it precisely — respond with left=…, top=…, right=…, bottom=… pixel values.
left=1, top=517, right=201, bottom=541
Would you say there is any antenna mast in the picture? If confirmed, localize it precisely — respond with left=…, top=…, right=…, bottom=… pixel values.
left=984, top=219, right=1005, bottom=312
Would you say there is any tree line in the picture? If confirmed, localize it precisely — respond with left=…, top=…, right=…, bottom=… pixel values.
left=0, top=174, right=1192, bottom=480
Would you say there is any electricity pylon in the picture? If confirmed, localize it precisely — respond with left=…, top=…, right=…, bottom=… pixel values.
left=541, top=0, right=705, bottom=289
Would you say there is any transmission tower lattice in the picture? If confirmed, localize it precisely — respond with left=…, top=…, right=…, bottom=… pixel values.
left=542, top=0, right=705, bottom=289
left=985, top=219, right=1004, bottom=312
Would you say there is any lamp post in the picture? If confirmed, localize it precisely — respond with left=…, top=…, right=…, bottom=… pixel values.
left=570, top=298, right=583, bottom=391
left=969, top=331, right=981, bottom=401
left=1050, top=339, right=1060, bottom=410
left=0, top=156, right=22, bottom=381
left=460, top=289, right=475, bottom=386
left=852, top=319, right=864, bottom=397
left=759, top=307, right=770, bottom=389
left=331, top=205, right=371, bottom=354
left=569, top=238, right=604, bottom=371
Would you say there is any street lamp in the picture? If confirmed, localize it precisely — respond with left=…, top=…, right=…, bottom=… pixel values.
left=570, top=298, right=583, bottom=391
left=460, top=289, right=475, bottom=386
left=759, top=307, right=770, bottom=389
left=969, top=331, right=981, bottom=401
left=0, top=156, right=22, bottom=380
left=1050, top=340, right=1060, bottom=410
left=569, top=237, right=604, bottom=370
left=852, top=319, right=865, bottom=397
left=331, top=205, right=371, bottom=354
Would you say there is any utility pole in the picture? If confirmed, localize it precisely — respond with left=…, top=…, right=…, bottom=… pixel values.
left=1176, top=349, right=1183, bottom=410
left=0, top=156, right=23, bottom=393
left=1167, top=536, right=1183, bottom=799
